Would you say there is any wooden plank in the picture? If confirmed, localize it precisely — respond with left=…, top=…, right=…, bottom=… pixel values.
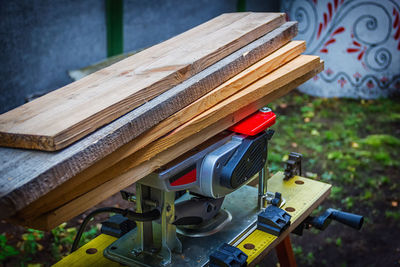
left=0, top=12, right=286, bottom=151
left=82, top=56, right=320, bottom=186
left=18, top=58, right=324, bottom=230
left=17, top=41, right=307, bottom=220
left=0, top=21, right=298, bottom=219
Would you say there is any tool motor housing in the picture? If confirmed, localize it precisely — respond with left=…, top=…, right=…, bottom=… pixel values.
left=140, top=130, right=271, bottom=198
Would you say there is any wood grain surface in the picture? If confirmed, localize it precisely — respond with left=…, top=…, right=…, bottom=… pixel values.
left=16, top=41, right=306, bottom=221
left=14, top=58, right=324, bottom=230
left=0, top=12, right=285, bottom=151
left=0, top=21, right=298, bottom=219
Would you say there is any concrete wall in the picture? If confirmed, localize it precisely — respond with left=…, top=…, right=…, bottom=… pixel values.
left=0, top=0, right=279, bottom=114
left=123, top=0, right=279, bottom=53
left=0, top=0, right=107, bottom=114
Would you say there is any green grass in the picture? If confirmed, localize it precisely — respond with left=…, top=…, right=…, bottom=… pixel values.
left=0, top=234, right=19, bottom=261
left=268, top=92, right=400, bottom=204
left=49, top=222, right=98, bottom=261
left=1, top=223, right=100, bottom=265
left=267, top=91, right=400, bottom=265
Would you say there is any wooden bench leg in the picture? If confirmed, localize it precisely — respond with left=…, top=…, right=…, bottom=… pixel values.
left=275, top=235, right=297, bottom=267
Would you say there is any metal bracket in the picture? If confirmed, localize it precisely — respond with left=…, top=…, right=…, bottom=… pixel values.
left=209, top=243, right=248, bottom=267
left=283, top=152, right=303, bottom=180
left=104, top=184, right=182, bottom=266
left=100, top=214, right=136, bottom=238
left=256, top=192, right=291, bottom=236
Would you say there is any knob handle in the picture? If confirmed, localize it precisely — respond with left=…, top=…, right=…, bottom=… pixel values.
left=328, top=208, right=364, bottom=230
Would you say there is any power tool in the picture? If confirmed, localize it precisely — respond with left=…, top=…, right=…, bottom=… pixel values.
left=70, top=107, right=363, bottom=267
left=103, top=107, right=280, bottom=266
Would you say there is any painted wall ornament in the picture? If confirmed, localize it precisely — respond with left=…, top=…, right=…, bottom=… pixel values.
left=282, top=0, right=400, bottom=98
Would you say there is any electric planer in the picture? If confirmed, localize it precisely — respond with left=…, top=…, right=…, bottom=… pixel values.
left=102, top=107, right=282, bottom=266
left=69, top=107, right=363, bottom=267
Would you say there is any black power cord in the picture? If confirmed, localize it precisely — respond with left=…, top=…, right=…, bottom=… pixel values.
left=70, top=207, right=160, bottom=253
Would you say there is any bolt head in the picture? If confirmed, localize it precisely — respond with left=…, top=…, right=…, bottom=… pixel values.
left=161, top=259, right=170, bottom=266
left=260, top=107, right=272, bottom=113
left=132, top=248, right=142, bottom=256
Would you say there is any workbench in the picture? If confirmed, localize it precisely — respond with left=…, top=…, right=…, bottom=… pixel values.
left=54, top=172, right=331, bottom=266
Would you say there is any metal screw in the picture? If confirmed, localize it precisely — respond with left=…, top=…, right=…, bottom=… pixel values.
left=259, top=107, right=272, bottom=113
left=132, top=248, right=142, bottom=256
left=161, top=259, right=170, bottom=266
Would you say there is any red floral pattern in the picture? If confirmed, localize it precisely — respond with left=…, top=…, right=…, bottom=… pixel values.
left=320, top=27, right=345, bottom=53
left=338, top=77, right=347, bottom=88
left=393, top=8, right=400, bottom=50
left=282, top=0, right=400, bottom=98
left=346, top=37, right=367, bottom=61
left=317, top=0, right=344, bottom=39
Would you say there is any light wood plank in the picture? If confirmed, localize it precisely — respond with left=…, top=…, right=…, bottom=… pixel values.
left=0, top=21, right=297, bottom=219
left=17, top=41, right=306, bottom=220
left=0, top=12, right=285, bottom=151
left=95, top=56, right=320, bottom=177
left=19, top=58, right=324, bottom=230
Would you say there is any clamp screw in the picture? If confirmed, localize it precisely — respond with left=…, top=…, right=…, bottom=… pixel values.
left=260, top=107, right=272, bottom=113
left=161, top=259, right=170, bottom=266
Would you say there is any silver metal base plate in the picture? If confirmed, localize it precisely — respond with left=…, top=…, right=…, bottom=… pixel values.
left=177, top=209, right=232, bottom=237
left=104, top=185, right=259, bottom=266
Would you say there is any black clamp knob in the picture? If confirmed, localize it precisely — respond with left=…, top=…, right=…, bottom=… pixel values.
left=257, top=192, right=291, bottom=236
left=284, top=152, right=303, bottom=180
left=309, top=208, right=364, bottom=230
left=209, top=243, right=248, bottom=267
left=293, top=208, right=364, bottom=236
left=271, top=192, right=282, bottom=207
left=100, top=214, right=136, bottom=238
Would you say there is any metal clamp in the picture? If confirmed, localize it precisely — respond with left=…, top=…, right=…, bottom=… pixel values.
left=101, top=214, right=136, bottom=238
left=257, top=193, right=291, bottom=236
left=209, top=243, right=248, bottom=267
left=257, top=130, right=275, bottom=210
left=284, top=152, right=303, bottom=180
left=120, top=190, right=158, bottom=208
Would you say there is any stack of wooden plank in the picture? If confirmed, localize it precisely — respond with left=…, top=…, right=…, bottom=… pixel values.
left=0, top=12, right=323, bottom=230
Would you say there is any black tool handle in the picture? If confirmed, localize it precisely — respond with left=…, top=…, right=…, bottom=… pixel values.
left=328, top=208, right=364, bottom=230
